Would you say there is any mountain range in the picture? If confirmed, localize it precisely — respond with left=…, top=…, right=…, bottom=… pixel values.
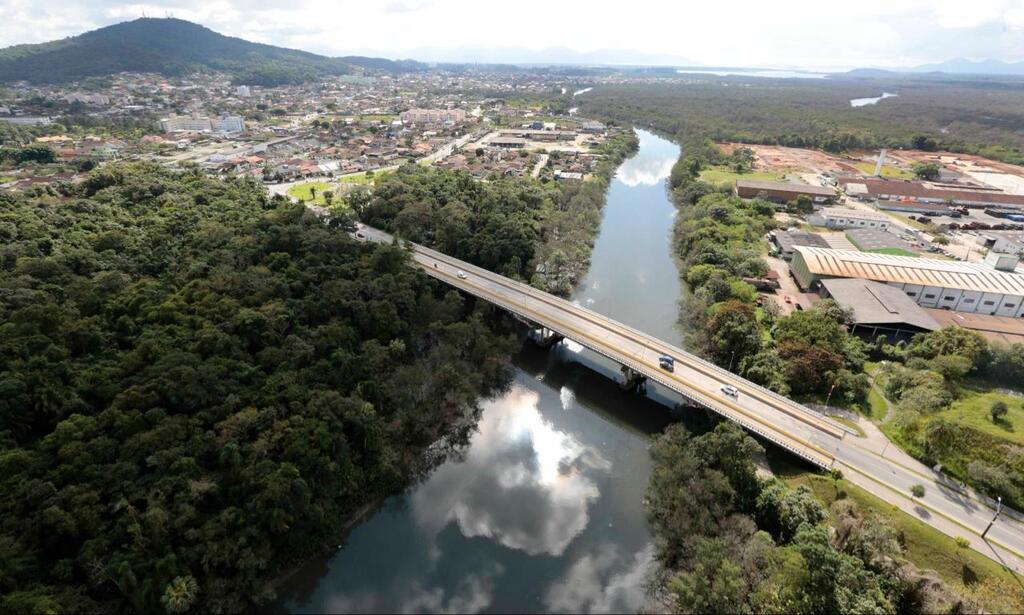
left=905, top=57, right=1024, bottom=76
left=1, top=18, right=1021, bottom=85
left=0, top=18, right=424, bottom=85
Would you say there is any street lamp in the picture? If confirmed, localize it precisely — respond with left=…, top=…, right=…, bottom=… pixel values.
left=824, top=381, right=837, bottom=407
left=981, top=496, right=1003, bottom=540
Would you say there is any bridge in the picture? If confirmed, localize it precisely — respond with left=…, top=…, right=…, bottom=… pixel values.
left=354, top=222, right=1024, bottom=576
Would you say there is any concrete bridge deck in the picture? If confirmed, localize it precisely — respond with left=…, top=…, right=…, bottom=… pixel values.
left=354, top=223, right=1024, bottom=576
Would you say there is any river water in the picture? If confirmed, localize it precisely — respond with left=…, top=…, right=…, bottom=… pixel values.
left=280, top=130, right=683, bottom=614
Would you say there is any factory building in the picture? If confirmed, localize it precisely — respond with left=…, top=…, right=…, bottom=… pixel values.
left=818, top=207, right=891, bottom=230
left=735, top=179, right=835, bottom=203
left=790, top=246, right=1024, bottom=317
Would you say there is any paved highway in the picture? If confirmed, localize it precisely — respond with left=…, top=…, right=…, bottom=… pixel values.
left=354, top=223, right=1024, bottom=576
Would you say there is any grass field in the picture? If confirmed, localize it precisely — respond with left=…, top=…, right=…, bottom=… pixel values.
left=287, top=181, right=332, bottom=204
left=336, top=173, right=374, bottom=185
left=771, top=453, right=1024, bottom=611
left=852, top=161, right=914, bottom=179
left=699, top=166, right=787, bottom=187
left=943, top=386, right=1023, bottom=445
left=867, top=385, right=890, bottom=422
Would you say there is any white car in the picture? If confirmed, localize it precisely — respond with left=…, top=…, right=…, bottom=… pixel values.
left=720, top=385, right=739, bottom=398
left=456, top=270, right=467, bottom=280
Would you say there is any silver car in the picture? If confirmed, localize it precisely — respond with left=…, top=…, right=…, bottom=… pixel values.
left=456, top=270, right=467, bottom=280
left=720, top=385, right=739, bottom=398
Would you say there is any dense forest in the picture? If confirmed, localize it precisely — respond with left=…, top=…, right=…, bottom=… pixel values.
left=645, top=421, right=1023, bottom=614
left=578, top=78, right=1024, bottom=164
left=0, top=163, right=517, bottom=612
left=353, top=131, right=637, bottom=296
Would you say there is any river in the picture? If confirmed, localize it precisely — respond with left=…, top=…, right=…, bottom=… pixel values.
left=279, top=130, right=683, bottom=614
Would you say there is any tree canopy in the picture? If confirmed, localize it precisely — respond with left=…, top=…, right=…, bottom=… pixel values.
left=0, top=163, right=514, bottom=612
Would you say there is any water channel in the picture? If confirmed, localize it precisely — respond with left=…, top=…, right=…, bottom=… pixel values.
left=280, top=130, right=684, bottom=613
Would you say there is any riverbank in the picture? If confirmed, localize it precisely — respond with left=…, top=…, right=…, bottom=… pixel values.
left=530, top=129, right=638, bottom=295
left=277, top=129, right=684, bottom=614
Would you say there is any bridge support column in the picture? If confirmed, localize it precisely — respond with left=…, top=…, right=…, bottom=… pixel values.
left=620, top=366, right=647, bottom=392
left=529, top=326, right=564, bottom=349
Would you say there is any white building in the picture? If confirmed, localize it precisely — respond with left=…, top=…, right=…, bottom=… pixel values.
left=160, top=115, right=213, bottom=133
left=984, top=252, right=1020, bottom=272
left=400, top=108, right=466, bottom=124
left=212, top=115, right=245, bottom=133
left=64, top=92, right=110, bottom=106
left=236, top=85, right=251, bottom=98
left=818, top=207, right=891, bottom=230
left=791, top=246, right=1024, bottom=317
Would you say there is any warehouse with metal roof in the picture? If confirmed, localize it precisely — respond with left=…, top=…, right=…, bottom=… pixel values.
left=820, top=278, right=939, bottom=340
left=790, top=246, right=1024, bottom=317
left=735, top=179, right=835, bottom=202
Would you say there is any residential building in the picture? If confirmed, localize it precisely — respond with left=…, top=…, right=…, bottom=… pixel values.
left=790, top=246, right=1024, bottom=316
left=400, top=108, right=466, bottom=124
left=212, top=114, right=245, bottom=133
left=490, top=137, right=527, bottom=148
left=160, top=115, right=213, bottom=132
left=236, top=85, right=251, bottom=97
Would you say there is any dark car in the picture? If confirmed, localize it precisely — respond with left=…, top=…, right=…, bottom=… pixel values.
left=658, top=355, right=675, bottom=372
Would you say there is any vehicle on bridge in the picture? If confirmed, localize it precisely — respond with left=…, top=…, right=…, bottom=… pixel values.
left=658, top=355, right=675, bottom=372
left=720, top=385, right=739, bottom=398
left=456, top=270, right=467, bottom=279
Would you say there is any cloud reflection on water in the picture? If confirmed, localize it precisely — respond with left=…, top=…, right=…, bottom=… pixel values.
left=544, top=543, right=655, bottom=613
left=411, top=386, right=611, bottom=557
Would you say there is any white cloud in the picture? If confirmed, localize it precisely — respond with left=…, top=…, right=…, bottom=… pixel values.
left=1, top=0, right=1023, bottom=68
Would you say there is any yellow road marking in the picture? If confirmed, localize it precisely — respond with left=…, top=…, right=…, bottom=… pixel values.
left=417, top=248, right=844, bottom=439
left=421, top=260, right=836, bottom=467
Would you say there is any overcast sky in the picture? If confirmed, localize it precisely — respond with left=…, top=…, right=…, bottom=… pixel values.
left=2, top=0, right=1023, bottom=69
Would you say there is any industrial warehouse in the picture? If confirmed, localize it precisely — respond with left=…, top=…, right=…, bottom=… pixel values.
left=839, top=177, right=1024, bottom=209
left=735, top=179, right=835, bottom=202
left=790, top=246, right=1024, bottom=317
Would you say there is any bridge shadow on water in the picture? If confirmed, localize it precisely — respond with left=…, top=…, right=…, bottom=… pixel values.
left=511, top=333, right=717, bottom=438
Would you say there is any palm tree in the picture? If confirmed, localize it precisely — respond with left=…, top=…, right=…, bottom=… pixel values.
left=161, top=575, right=199, bottom=614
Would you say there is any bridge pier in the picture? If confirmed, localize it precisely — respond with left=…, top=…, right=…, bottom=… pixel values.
left=620, top=366, right=647, bottom=393
left=528, top=326, right=564, bottom=348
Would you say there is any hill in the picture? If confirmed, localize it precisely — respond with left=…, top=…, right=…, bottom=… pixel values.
left=910, top=57, right=1024, bottom=76
left=0, top=18, right=419, bottom=85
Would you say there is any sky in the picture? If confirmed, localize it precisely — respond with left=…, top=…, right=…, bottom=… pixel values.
left=1, top=0, right=1023, bottom=69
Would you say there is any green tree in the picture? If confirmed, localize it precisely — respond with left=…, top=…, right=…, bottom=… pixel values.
left=705, top=300, right=762, bottom=371
left=912, top=162, right=941, bottom=180
left=989, top=400, right=1009, bottom=422
left=667, top=538, right=747, bottom=614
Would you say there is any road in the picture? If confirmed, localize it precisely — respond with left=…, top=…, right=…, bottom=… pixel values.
left=354, top=222, right=1024, bottom=576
